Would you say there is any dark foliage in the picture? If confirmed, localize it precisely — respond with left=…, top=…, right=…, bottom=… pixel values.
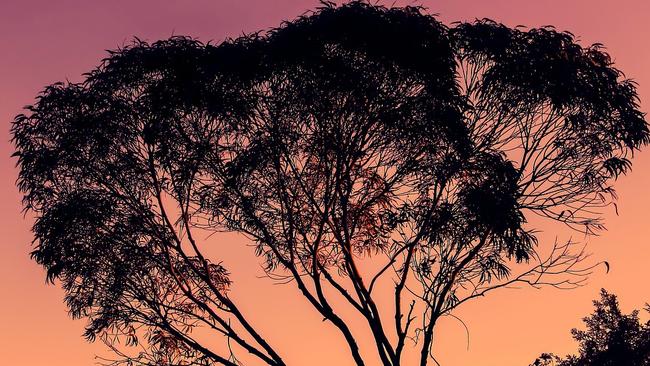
left=532, top=290, right=650, bottom=366
left=12, top=2, right=648, bottom=365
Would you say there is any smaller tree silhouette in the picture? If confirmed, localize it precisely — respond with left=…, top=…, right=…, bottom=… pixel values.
left=531, top=289, right=650, bottom=366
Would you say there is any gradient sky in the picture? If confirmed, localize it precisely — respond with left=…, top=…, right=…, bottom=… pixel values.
left=1, top=1, right=649, bottom=365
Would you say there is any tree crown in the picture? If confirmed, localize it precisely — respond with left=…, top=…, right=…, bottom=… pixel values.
left=12, top=2, right=648, bottom=365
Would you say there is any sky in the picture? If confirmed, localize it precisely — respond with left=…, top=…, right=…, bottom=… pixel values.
left=1, top=1, right=649, bottom=365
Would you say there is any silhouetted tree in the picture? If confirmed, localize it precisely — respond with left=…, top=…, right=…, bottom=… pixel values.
left=12, top=2, right=649, bottom=366
left=531, top=290, right=650, bottom=366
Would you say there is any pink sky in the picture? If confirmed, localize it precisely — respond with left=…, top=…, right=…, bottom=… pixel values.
left=1, top=1, right=649, bottom=365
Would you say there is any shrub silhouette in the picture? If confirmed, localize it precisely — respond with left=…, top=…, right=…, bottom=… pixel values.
left=532, top=290, right=650, bottom=366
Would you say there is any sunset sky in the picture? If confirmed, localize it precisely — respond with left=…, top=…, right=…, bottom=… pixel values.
left=1, top=1, right=649, bottom=365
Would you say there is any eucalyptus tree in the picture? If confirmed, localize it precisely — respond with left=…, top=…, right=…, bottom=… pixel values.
left=12, top=2, right=648, bottom=366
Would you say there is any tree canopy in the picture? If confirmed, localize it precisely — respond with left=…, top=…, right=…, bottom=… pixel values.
left=12, top=2, right=649, bottom=366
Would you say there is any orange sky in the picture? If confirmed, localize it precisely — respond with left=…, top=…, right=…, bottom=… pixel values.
left=1, top=1, right=649, bottom=365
